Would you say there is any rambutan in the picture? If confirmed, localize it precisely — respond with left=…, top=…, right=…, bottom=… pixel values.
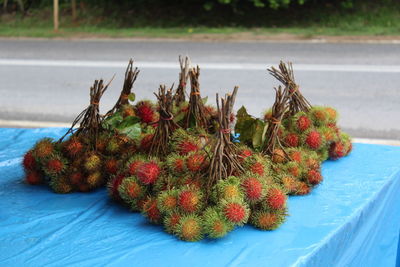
left=325, top=107, right=338, bottom=122
left=284, top=133, right=300, bottom=147
left=25, top=170, right=43, bottom=185
left=157, top=189, right=179, bottom=214
left=242, top=176, right=264, bottom=202
left=251, top=162, right=265, bottom=176
left=265, top=187, right=286, bottom=210
left=237, top=147, right=253, bottom=162
left=307, top=169, right=322, bottom=185
left=296, top=181, right=311, bottom=195
left=310, top=106, right=329, bottom=126
left=166, top=154, right=186, bottom=174
left=178, top=188, right=203, bottom=213
left=127, top=157, right=144, bottom=176
left=288, top=149, right=303, bottom=163
left=329, top=141, right=345, bottom=160
left=281, top=175, right=298, bottom=194
left=304, top=130, right=323, bottom=150
left=43, top=155, right=68, bottom=177
left=295, top=114, right=312, bottom=132
left=163, top=211, right=182, bottom=234
left=64, top=136, right=83, bottom=157
left=176, top=214, right=203, bottom=242
left=70, top=172, right=83, bottom=185
left=95, top=134, right=109, bottom=153
left=305, top=156, right=320, bottom=170
left=136, top=161, right=161, bottom=185
left=33, top=138, right=55, bottom=159
left=186, top=153, right=206, bottom=172
left=50, top=176, right=73, bottom=194
left=272, top=149, right=286, bottom=164
left=214, top=176, right=243, bottom=202
left=203, top=208, right=233, bottom=239
left=222, top=201, right=249, bottom=225
left=250, top=210, right=286, bottom=230
left=107, top=173, right=126, bottom=201
left=142, top=197, right=162, bottom=224
left=181, top=177, right=202, bottom=190
left=286, top=162, right=301, bottom=178
left=104, top=158, right=119, bottom=175
left=177, top=141, right=199, bottom=155
left=136, top=101, right=156, bottom=124
left=86, top=172, right=104, bottom=188
left=106, top=136, right=121, bottom=154
left=121, top=104, right=136, bottom=118
left=118, top=177, right=145, bottom=205
left=84, top=152, right=102, bottom=172
left=22, top=150, right=36, bottom=171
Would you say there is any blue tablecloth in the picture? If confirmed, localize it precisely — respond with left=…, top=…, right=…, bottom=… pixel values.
left=0, top=128, right=399, bottom=267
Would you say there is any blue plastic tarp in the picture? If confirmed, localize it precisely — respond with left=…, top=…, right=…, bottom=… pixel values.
left=0, top=128, right=400, bottom=267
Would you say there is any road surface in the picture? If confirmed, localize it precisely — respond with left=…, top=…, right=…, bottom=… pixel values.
left=0, top=39, right=399, bottom=139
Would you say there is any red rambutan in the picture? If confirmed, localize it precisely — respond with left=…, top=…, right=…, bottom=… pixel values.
left=105, top=158, right=118, bottom=175
left=238, top=148, right=253, bottom=162
left=136, top=101, right=156, bottom=124
left=70, top=172, right=83, bottom=185
left=140, top=134, right=154, bottom=152
left=33, top=138, right=54, bottom=159
left=242, top=177, right=263, bottom=202
left=178, top=189, right=202, bottom=213
left=266, top=187, right=286, bottom=210
left=223, top=202, right=249, bottom=224
left=284, top=133, right=299, bottom=147
left=296, top=182, right=311, bottom=195
left=177, top=141, right=199, bottom=155
left=25, top=170, right=43, bottom=185
left=143, top=197, right=162, bottom=224
left=296, top=115, right=311, bottom=132
left=288, top=150, right=303, bottom=163
left=22, top=150, right=36, bottom=171
left=307, top=169, right=322, bottom=185
left=186, top=153, right=206, bottom=172
left=329, top=141, right=346, bottom=160
left=251, top=162, right=265, bottom=176
left=136, top=161, right=161, bottom=185
left=305, top=130, right=322, bottom=150
left=64, top=137, right=83, bottom=157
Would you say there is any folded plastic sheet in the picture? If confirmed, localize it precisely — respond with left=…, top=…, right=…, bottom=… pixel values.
left=0, top=128, right=399, bottom=267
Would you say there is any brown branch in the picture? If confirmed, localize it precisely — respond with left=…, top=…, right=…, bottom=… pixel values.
left=173, top=55, right=190, bottom=106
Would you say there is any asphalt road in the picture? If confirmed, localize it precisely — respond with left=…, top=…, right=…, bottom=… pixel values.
left=1, top=39, right=400, bottom=139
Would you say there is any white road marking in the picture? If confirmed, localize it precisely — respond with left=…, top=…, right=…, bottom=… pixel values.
left=0, top=119, right=399, bottom=146
left=1, top=59, right=400, bottom=73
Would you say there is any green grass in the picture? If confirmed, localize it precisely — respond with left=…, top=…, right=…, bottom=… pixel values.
left=1, top=3, right=399, bottom=39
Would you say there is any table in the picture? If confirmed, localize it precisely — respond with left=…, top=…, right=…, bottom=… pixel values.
left=1, top=128, right=399, bottom=267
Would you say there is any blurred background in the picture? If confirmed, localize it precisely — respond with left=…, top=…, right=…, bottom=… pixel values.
left=0, top=0, right=399, bottom=141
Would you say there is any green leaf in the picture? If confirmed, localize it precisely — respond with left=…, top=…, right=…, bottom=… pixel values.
left=117, top=116, right=141, bottom=129
left=173, top=111, right=186, bottom=123
left=128, top=93, right=136, bottom=102
left=202, top=96, right=208, bottom=105
left=117, top=123, right=141, bottom=140
left=235, top=106, right=255, bottom=143
left=102, top=112, right=123, bottom=130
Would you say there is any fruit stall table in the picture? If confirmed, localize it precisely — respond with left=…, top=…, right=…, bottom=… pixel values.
left=0, top=128, right=399, bottom=267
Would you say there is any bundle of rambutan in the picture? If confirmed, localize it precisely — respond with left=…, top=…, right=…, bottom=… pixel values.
left=22, top=60, right=144, bottom=193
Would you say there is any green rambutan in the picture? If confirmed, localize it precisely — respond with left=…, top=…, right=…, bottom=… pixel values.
left=63, top=136, right=84, bottom=157
left=241, top=175, right=264, bottom=202
left=106, top=136, right=122, bottom=154
left=203, top=207, right=234, bottom=239
left=163, top=211, right=182, bottom=234
left=178, top=187, right=203, bottom=213
left=118, top=176, right=145, bottom=203
left=136, top=160, right=161, bottom=185
left=22, top=150, right=37, bottom=171
left=50, top=176, right=73, bottom=194
left=84, top=152, right=102, bottom=172
left=157, top=189, right=179, bottom=214
left=166, top=154, right=187, bottom=174
left=319, top=126, right=338, bottom=144
left=176, top=214, right=203, bottom=242
left=142, top=197, right=162, bottom=224
left=32, top=138, right=55, bottom=159
left=86, top=171, right=104, bottom=188
left=285, top=161, right=302, bottom=178
left=307, top=169, right=323, bottom=185
left=250, top=209, right=286, bottom=230
left=25, top=170, right=43, bottom=185
left=213, top=176, right=243, bottom=202
left=284, top=132, right=300, bottom=148
left=186, top=153, right=207, bottom=172
left=221, top=200, right=250, bottom=225
left=265, top=186, right=286, bottom=210
left=310, top=106, right=329, bottom=126
left=43, top=154, right=68, bottom=177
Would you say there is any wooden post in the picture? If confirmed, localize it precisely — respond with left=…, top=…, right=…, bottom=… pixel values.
left=71, top=0, right=77, bottom=21
left=54, top=0, right=59, bottom=31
